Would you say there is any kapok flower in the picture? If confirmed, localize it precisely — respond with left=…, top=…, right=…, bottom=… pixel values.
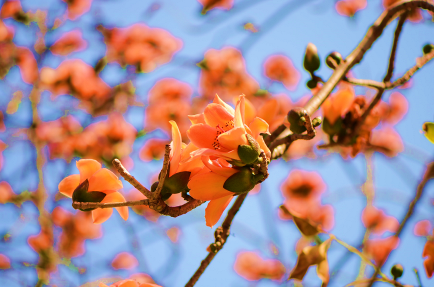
left=50, top=30, right=87, bottom=56
left=361, top=206, right=399, bottom=235
left=0, top=254, right=10, bottom=269
left=58, top=159, right=128, bottom=224
left=423, top=240, right=434, bottom=278
left=188, top=94, right=270, bottom=164
left=322, top=85, right=354, bottom=131
left=111, top=252, right=139, bottom=270
left=234, top=251, right=285, bottom=281
left=365, top=236, right=399, bottom=265
left=99, top=279, right=161, bottom=287
left=414, top=220, right=432, bottom=237
left=263, top=54, right=300, bottom=90
left=335, top=0, right=367, bottom=17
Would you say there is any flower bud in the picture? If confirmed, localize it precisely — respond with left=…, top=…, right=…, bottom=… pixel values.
left=312, top=117, right=322, bottom=128
left=306, top=79, right=318, bottom=89
left=326, top=52, right=343, bottom=69
left=423, top=44, right=434, bottom=55
left=196, top=59, right=208, bottom=70
left=391, top=264, right=404, bottom=279
left=304, top=43, right=320, bottom=73
left=287, top=107, right=308, bottom=134
left=238, top=134, right=261, bottom=165
left=223, top=167, right=257, bottom=194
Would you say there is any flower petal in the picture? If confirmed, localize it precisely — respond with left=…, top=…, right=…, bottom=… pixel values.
left=58, top=174, right=80, bottom=198
left=187, top=124, right=219, bottom=149
left=188, top=113, right=206, bottom=125
left=169, top=120, right=182, bottom=176
left=256, top=135, right=271, bottom=159
left=258, top=98, right=279, bottom=125
left=204, top=103, right=234, bottom=132
left=190, top=148, right=240, bottom=161
left=249, top=117, right=270, bottom=139
left=201, top=156, right=238, bottom=178
left=213, top=94, right=235, bottom=115
left=234, top=96, right=246, bottom=129
left=101, top=191, right=128, bottom=221
left=76, top=159, right=101, bottom=183
left=88, top=168, right=123, bottom=192
left=218, top=127, right=248, bottom=151
left=205, top=195, right=234, bottom=227
left=188, top=171, right=234, bottom=200
left=92, top=208, right=113, bottom=224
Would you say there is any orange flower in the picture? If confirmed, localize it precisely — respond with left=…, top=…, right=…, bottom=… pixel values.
left=280, top=169, right=326, bottom=206
left=50, top=30, right=87, bottom=56
left=335, top=0, right=367, bottom=17
left=62, top=0, right=92, bottom=20
left=264, top=54, right=300, bottom=90
left=365, top=236, right=399, bottom=265
left=361, top=206, right=399, bottom=235
left=127, top=189, right=160, bottom=222
left=0, top=181, right=15, bottom=203
left=234, top=251, right=285, bottom=281
left=0, top=0, right=22, bottom=19
left=423, top=240, right=434, bottom=278
left=382, top=92, right=408, bottom=125
left=0, top=253, right=10, bottom=269
left=369, top=127, right=404, bottom=157
left=322, top=85, right=354, bottom=126
left=414, top=220, right=432, bottom=237
left=139, top=139, right=169, bottom=162
left=198, top=0, right=234, bottom=14
left=16, top=47, right=38, bottom=84
left=111, top=252, right=139, bottom=270
left=58, top=159, right=128, bottom=224
left=188, top=94, right=270, bottom=162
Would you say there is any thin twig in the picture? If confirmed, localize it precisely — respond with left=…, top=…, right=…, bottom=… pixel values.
left=366, top=163, right=434, bottom=287
left=302, top=0, right=434, bottom=116
left=185, top=193, right=248, bottom=287
left=153, top=145, right=171, bottom=199
left=264, top=124, right=286, bottom=146
left=112, top=159, right=153, bottom=199
left=72, top=199, right=150, bottom=209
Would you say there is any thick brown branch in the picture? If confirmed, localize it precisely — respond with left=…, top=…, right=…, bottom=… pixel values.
left=185, top=193, right=247, bottom=287
left=367, top=163, right=434, bottom=287
left=159, top=198, right=205, bottom=217
left=72, top=199, right=149, bottom=209
left=112, top=158, right=153, bottom=199
left=302, top=0, right=434, bottom=116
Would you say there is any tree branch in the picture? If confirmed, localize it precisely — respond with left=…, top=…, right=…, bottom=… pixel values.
left=112, top=158, right=153, bottom=199
left=366, top=162, right=434, bottom=287
left=72, top=199, right=150, bottom=209
left=185, top=193, right=248, bottom=287
left=153, top=145, right=170, bottom=199
left=302, top=0, right=434, bottom=116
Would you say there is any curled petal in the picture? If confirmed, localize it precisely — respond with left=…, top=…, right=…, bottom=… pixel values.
left=188, top=172, right=234, bottom=201
left=77, top=159, right=101, bottom=183
left=234, top=96, right=246, bottom=129
left=201, top=156, right=238, bottom=178
left=169, top=120, right=182, bottom=176
left=101, top=191, right=129, bottom=221
left=249, top=117, right=270, bottom=139
left=188, top=113, right=205, bottom=125
left=205, top=195, right=234, bottom=227
left=204, top=103, right=234, bottom=131
left=188, top=124, right=219, bottom=150
left=218, top=127, right=248, bottom=151
left=92, top=208, right=113, bottom=224
left=190, top=148, right=240, bottom=161
left=58, top=174, right=80, bottom=198
left=213, top=94, right=235, bottom=115
left=88, top=168, right=123, bottom=192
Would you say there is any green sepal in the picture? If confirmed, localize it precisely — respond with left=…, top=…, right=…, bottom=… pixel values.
left=196, top=59, right=208, bottom=70
left=164, top=171, right=191, bottom=194
left=223, top=167, right=256, bottom=194
left=237, top=134, right=261, bottom=165
left=72, top=179, right=106, bottom=211
left=322, top=117, right=342, bottom=136
left=423, top=122, right=434, bottom=144
left=287, top=108, right=307, bottom=134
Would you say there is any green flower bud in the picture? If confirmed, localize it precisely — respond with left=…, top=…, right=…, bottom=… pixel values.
left=223, top=167, right=257, bottom=194
left=287, top=107, right=308, bottom=134
left=423, top=44, right=434, bottom=55
left=306, top=79, right=318, bottom=89
left=238, top=134, right=261, bottom=165
left=326, top=52, right=343, bottom=69
left=391, top=264, right=404, bottom=279
left=196, top=59, right=208, bottom=70
left=312, top=117, right=322, bottom=128
left=72, top=179, right=106, bottom=211
left=304, top=43, right=320, bottom=73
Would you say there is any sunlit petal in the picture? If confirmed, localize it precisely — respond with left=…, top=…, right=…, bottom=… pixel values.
left=101, top=191, right=128, bottom=221
left=58, top=174, right=80, bottom=198
left=204, top=103, right=234, bottom=131
left=92, top=208, right=113, bottom=224
left=218, top=127, right=248, bottom=151
left=213, top=94, right=235, bottom=115
left=188, top=113, right=205, bottom=125
left=201, top=156, right=238, bottom=178
left=169, top=120, right=182, bottom=176
left=234, top=96, right=245, bottom=128
left=187, top=124, right=219, bottom=149
left=249, top=117, right=270, bottom=138
left=188, top=172, right=233, bottom=201
left=205, top=195, right=234, bottom=227
left=77, top=159, right=101, bottom=182
left=88, top=168, right=123, bottom=191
